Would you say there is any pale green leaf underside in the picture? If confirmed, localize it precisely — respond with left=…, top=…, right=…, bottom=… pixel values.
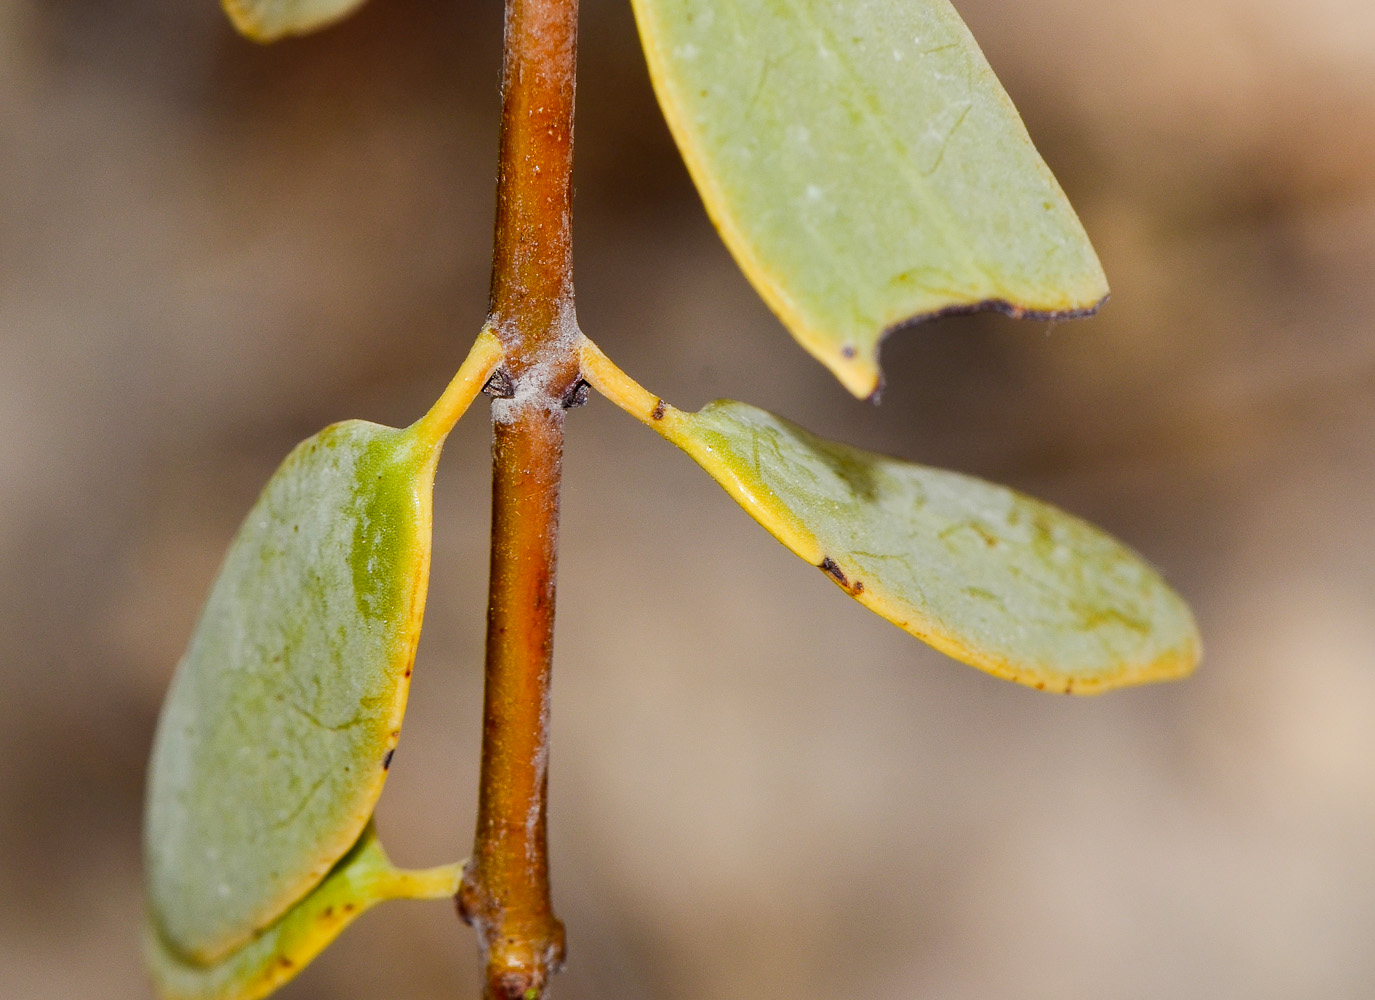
left=143, top=334, right=500, bottom=979
left=145, top=420, right=439, bottom=966
left=147, top=823, right=462, bottom=1000
left=632, top=0, right=1109, bottom=397
left=222, top=0, right=367, bottom=42
left=662, top=399, right=1198, bottom=691
left=144, top=333, right=498, bottom=971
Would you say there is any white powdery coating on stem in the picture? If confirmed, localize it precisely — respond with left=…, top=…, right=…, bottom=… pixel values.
left=490, top=299, right=582, bottom=424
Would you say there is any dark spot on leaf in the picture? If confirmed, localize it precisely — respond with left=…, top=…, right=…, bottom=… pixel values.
left=342, top=902, right=356, bottom=913
left=322, top=906, right=334, bottom=918
left=852, top=580, right=864, bottom=595
left=841, top=345, right=856, bottom=359
left=651, top=400, right=666, bottom=421
left=383, top=749, right=395, bottom=770
left=819, top=557, right=848, bottom=588
left=279, top=957, right=294, bottom=969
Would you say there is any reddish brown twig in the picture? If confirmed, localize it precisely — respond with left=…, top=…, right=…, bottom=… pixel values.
left=456, top=0, right=581, bottom=994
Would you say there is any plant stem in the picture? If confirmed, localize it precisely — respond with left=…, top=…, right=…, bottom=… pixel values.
left=460, top=409, right=569, bottom=1000
left=457, top=0, right=580, bottom=993
left=488, top=0, right=578, bottom=356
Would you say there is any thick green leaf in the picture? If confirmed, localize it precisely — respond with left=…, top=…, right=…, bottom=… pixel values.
left=145, top=419, right=438, bottom=965
left=632, top=0, right=1109, bottom=397
left=579, top=339, right=1197, bottom=692
left=680, top=401, right=1198, bottom=690
left=147, top=823, right=462, bottom=1000
left=145, top=333, right=499, bottom=968
left=221, top=0, right=368, bottom=42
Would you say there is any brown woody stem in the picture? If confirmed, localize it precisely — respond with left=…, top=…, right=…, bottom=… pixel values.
left=456, top=0, right=580, bottom=993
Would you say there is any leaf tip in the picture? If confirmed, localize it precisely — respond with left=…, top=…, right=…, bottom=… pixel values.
left=817, top=343, right=883, bottom=400
left=219, top=0, right=279, bottom=42
left=1049, top=614, right=1202, bottom=696
left=220, top=0, right=369, bottom=43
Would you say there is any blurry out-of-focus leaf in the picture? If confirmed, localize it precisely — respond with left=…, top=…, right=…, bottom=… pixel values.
left=146, top=823, right=462, bottom=1000
left=580, top=339, right=1197, bottom=692
left=221, top=0, right=369, bottom=42
left=145, top=333, right=500, bottom=969
left=631, top=0, right=1109, bottom=398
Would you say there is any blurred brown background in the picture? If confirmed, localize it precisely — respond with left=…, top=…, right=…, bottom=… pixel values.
left=3, top=0, right=1374, bottom=996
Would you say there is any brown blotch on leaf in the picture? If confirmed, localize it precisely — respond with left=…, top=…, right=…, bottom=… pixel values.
left=819, top=557, right=848, bottom=588
left=972, top=523, right=999, bottom=547
left=278, top=957, right=294, bottom=969
left=651, top=399, right=666, bottom=421
left=383, top=749, right=395, bottom=770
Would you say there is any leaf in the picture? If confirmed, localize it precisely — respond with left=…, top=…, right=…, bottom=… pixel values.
left=145, top=333, right=499, bottom=969
left=147, top=823, right=463, bottom=1000
left=221, top=0, right=369, bottom=42
left=580, top=339, right=1198, bottom=693
left=144, top=419, right=435, bottom=965
left=631, top=0, right=1109, bottom=398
